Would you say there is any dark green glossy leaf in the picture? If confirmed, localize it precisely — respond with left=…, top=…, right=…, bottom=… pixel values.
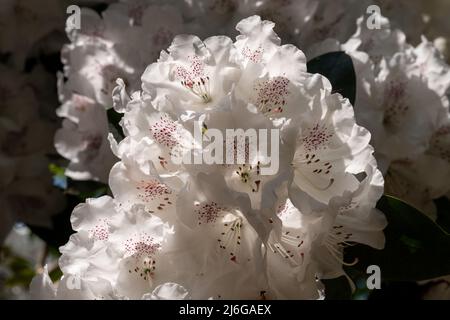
left=67, top=178, right=109, bottom=200
left=307, top=51, right=356, bottom=105
left=345, top=195, right=450, bottom=281
left=107, top=107, right=124, bottom=139
left=435, top=196, right=450, bottom=234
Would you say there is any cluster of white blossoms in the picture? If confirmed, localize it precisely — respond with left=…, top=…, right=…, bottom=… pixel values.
left=55, top=0, right=450, bottom=185
left=50, top=0, right=405, bottom=183
left=0, top=0, right=131, bottom=244
left=31, top=15, right=387, bottom=300
left=11, top=0, right=446, bottom=300
left=309, top=12, right=450, bottom=218
left=55, top=0, right=188, bottom=182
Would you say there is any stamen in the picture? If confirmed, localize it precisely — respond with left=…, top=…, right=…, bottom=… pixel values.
left=176, top=56, right=212, bottom=103
left=324, top=228, right=359, bottom=266
left=217, top=216, right=244, bottom=262
left=182, top=77, right=212, bottom=103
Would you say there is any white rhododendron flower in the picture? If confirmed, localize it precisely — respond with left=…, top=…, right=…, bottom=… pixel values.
left=55, top=94, right=116, bottom=182
left=31, top=15, right=388, bottom=300
left=309, top=13, right=450, bottom=217
left=56, top=1, right=186, bottom=182
left=290, top=74, right=373, bottom=205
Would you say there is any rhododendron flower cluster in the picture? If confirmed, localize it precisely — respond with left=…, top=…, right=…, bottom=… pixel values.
left=1, top=0, right=449, bottom=301
left=309, top=12, right=450, bottom=218
left=31, top=15, right=386, bottom=300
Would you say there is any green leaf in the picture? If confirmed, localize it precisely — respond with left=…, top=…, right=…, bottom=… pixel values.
left=49, top=163, right=67, bottom=189
left=307, top=51, right=356, bottom=105
left=1, top=248, right=36, bottom=287
left=107, top=107, right=124, bottom=139
left=435, top=196, right=450, bottom=234
left=345, top=195, right=450, bottom=281
left=67, top=178, right=109, bottom=199
left=49, top=267, right=63, bottom=282
left=48, top=163, right=65, bottom=176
